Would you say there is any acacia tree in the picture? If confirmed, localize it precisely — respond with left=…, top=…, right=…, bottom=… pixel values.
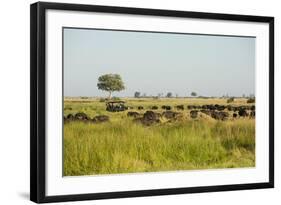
left=97, top=74, right=125, bottom=99
left=134, top=91, right=141, bottom=98
left=166, top=92, right=172, bottom=98
left=191, top=92, right=197, bottom=97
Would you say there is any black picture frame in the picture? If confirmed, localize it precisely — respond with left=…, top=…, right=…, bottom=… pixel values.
left=30, top=1, right=274, bottom=203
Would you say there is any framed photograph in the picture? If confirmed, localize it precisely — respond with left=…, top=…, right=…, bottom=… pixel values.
left=30, top=2, right=274, bottom=203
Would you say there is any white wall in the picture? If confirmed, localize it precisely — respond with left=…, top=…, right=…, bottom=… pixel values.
left=0, top=0, right=279, bottom=204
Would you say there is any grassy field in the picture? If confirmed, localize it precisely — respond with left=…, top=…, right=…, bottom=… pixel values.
left=63, top=97, right=255, bottom=176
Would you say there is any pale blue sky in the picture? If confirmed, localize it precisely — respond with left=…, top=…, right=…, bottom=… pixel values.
left=63, top=28, right=255, bottom=97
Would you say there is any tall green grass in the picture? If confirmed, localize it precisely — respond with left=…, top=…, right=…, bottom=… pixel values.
left=64, top=118, right=255, bottom=176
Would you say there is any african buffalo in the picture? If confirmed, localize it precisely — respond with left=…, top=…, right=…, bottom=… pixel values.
left=67, top=113, right=75, bottom=120
left=127, top=111, right=140, bottom=118
left=134, top=111, right=161, bottom=126
left=211, top=111, right=229, bottom=120
left=175, top=105, right=184, bottom=110
left=92, top=115, right=109, bottom=123
left=216, top=105, right=226, bottom=111
left=162, top=105, right=172, bottom=110
left=187, top=105, right=195, bottom=110
left=200, top=109, right=212, bottom=116
left=190, top=110, right=198, bottom=119
left=249, top=111, right=255, bottom=118
left=162, top=111, right=180, bottom=119
left=75, top=112, right=89, bottom=120
left=238, top=109, right=248, bottom=117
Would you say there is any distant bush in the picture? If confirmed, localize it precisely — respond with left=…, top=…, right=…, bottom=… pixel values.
left=166, top=92, right=172, bottom=98
left=247, top=98, right=255, bottom=103
left=80, top=96, right=88, bottom=99
left=198, top=96, right=209, bottom=99
left=112, top=96, right=121, bottom=101
left=99, top=98, right=107, bottom=102
left=227, top=97, right=234, bottom=103
left=134, top=91, right=141, bottom=98
left=191, top=92, right=197, bottom=97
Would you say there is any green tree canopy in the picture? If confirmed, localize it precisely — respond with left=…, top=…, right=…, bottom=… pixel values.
left=191, top=92, right=197, bottom=97
left=166, top=92, right=172, bottom=98
left=97, top=74, right=125, bottom=99
left=134, top=91, right=141, bottom=98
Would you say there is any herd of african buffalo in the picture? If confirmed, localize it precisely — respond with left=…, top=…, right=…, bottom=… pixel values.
left=64, top=103, right=255, bottom=126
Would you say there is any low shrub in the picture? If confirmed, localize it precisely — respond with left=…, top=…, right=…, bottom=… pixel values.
left=99, top=98, right=107, bottom=102
left=227, top=97, right=234, bottom=103
left=111, top=96, right=121, bottom=101
left=247, top=98, right=255, bottom=103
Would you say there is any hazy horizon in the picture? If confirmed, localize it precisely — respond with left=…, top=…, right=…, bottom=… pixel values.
left=64, top=28, right=255, bottom=98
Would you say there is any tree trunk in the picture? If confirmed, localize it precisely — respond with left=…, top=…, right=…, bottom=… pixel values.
left=108, top=91, right=112, bottom=99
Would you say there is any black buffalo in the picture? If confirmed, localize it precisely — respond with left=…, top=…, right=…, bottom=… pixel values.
left=190, top=110, right=198, bottom=119
left=75, top=112, right=89, bottom=120
left=92, top=115, right=109, bottom=123
left=249, top=111, right=255, bottom=118
left=127, top=111, right=140, bottom=118
left=238, top=109, right=248, bottom=117
left=211, top=111, right=229, bottom=121
left=175, top=105, right=184, bottom=110
left=162, top=105, right=172, bottom=110
left=200, top=109, right=212, bottom=116
left=135, top=111, right=161, bottom=126
left=162, top=111, right=180, bottom=119
left=66, top=113, right=75, bottom=120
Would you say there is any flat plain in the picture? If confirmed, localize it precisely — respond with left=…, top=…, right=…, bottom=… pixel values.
left=63, top=97, right=255, bottom=176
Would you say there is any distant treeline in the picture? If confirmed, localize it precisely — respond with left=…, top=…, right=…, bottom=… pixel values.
left=133, top=91, right=255, bottom=99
